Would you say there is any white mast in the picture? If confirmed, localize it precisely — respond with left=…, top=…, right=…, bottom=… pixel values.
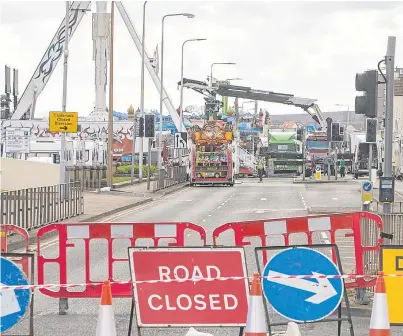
left=87, top=1, right=110, bottom=121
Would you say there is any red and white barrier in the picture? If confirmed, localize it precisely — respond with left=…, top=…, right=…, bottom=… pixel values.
left=1, top=273, right=403, bottom=291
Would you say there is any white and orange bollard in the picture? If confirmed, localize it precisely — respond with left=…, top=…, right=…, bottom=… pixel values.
left=245, top=273, right=267, bottom=336
left=96, top=280, right=117, bottom=336
left=369, top=272, right=390, bottom=336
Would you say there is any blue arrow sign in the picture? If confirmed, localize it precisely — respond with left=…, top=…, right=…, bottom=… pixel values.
left=0, top=257, right=31, bottom=332
left=262, top=247, right=343, bottom=323
left=362, top=181, right=372, bottom=192
left=315, top=166, right=321, bottom=172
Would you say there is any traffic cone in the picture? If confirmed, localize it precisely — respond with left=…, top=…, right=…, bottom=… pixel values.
left=96, top=280, right=117, bottom=336
left=369, top=272, right=390, bottom=336
left=245, top=273, right=267, bottom=336
left=285, top=322, right=301, bottom=336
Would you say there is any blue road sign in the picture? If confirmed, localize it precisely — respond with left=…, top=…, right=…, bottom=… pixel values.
left=362, top=181, right=373, bottom=192
left=262, top=247, right=344, bottom=323
left=315, top=166, right=321, bottom=172
left=0, top=257, right=31, bottom=332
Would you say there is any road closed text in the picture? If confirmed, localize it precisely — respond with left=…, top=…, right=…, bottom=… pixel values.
left=129, top=248, right=249, bottom=326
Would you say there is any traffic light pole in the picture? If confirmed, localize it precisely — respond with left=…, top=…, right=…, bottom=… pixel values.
left=383, top=36, right=396, bottom=215
left=130, top=116, right=137, bottom=185
left=369, top=144, right=373, bottom=183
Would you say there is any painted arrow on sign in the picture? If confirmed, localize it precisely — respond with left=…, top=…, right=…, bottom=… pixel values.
left=0, top=283, right=22, bottom=318
left=60, top=126, right=68, bottom=131
left=266, top=271, right=338, bottom=304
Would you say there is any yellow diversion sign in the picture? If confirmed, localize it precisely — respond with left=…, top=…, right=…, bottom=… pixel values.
left=49, top=111, right=78, bottom=133
left=380, top=245, right=403, bottom=325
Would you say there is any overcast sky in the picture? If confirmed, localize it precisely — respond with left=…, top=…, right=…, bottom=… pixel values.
left=0, top=1, right=402, bottom=119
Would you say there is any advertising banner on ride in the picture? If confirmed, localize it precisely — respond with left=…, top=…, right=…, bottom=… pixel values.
left=128, top=247, right=249, bottom=327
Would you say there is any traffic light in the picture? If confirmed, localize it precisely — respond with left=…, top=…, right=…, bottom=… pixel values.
left=331, top=122, right=342, bottom=142
left=355, top=70, right=378, bottom=117
left=326, top=117, right=333, bottom=141
left=366, top=118, right=377, bottom=142
left=296, top=128, right=302, bottom=141
left=144, top=114, right=155, bottom=138
left=138, top=116, right=144, bottom=137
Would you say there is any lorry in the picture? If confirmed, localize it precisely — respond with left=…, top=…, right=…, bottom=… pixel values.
left=260, top=132, right=303, bottom=176
left=189, top=120, right=234, bottom=186
left=304, top=131, right=328, bottom=177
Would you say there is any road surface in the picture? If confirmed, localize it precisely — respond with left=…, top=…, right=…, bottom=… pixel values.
left=8, top=178, right=391, bottom=336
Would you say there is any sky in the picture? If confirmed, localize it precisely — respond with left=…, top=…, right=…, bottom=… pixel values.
left=0, top=0, right=403, bottom=119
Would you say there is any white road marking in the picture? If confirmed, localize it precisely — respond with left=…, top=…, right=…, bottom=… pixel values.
left=260, top=198, right=267, bottom=201
left=321, top=232, right=331, bottom=244
left=332, top=197, right=338, bottom=200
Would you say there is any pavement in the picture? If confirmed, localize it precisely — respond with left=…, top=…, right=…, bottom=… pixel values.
left=6, top=176, right=394, bottom=336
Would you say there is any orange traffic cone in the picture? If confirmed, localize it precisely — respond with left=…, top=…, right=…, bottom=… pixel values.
left=96, top=280, right=117, bottom=336
left=245, top=273, right=267, bottom=336
left=369, top=272, right=390, bottom=336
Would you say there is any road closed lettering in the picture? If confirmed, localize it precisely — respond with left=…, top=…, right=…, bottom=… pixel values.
left=128, top=248, right=249, bottom=326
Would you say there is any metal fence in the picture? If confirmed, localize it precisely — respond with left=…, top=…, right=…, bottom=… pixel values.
left=153, top=166, right=187, bottom=192
left=359, top=202, right=403, bottom=294
left=372, top=201, right=403, bottom=214
left=66, top=166, right=107, bottom=191
left=1, top=182, right=84, bottom=229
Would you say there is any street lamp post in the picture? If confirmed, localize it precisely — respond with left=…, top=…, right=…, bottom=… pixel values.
left=179, top=38, right=207, bottom=165
left=210, top=62, right=236, bottom=88
left=139, top=1, right=147, bottom=182
left=158, top=12, right=195, bottom=170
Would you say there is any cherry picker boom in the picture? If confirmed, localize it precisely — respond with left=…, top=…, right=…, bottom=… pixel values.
left=179, top=78, right=328, bottom=131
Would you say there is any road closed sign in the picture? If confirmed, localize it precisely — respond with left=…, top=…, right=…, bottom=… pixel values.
left=128, top=247, right=249, bottom=327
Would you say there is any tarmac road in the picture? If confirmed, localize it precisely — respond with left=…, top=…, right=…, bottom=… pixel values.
left=7, top=178, right=393, bottom=336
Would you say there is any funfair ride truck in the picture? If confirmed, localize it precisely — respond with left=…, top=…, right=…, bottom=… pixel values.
left=189, top=121, right=235, bottom=186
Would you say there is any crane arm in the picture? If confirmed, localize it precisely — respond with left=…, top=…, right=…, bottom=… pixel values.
left=179, top=79, right=328, bottom=130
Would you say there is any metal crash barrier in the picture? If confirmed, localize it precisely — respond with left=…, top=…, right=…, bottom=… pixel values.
left=212, top=212, right=384, bottom=289
left=36, top=222, right=207, bottom=314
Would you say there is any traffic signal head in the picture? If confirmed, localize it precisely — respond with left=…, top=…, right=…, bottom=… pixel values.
left=331, top=122, right=341, bottom=142
left=296, top=128, right=302, bottom=141
left=138, top=117, right=144, bottom=137
left=355, top=70, right=378, bottom=118
left=144, top=114, right=155, bottom=138
left=366, top=118, right=377, bottom=142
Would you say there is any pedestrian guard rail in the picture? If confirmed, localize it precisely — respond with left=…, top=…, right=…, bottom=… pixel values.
left=1, top=211, right=385, bottom=303
left=36, top=222, right=206, bottom=299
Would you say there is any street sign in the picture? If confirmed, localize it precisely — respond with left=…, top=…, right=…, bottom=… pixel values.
left=262, top=247, right=344, bottom=323
left=5, top=127, right=30, bottom=154
left=315, top=165, right=321, bottom=181
left=174, top=132, right=187, bottom=149
left=361, top=180, right=373, bottom=203
left=0, top=257, right=32, bottom=332
left=49, top=111, right=78, bottom=133
left=128, top=247, right=249, bottom=327
left=380, top=246, right=403, bottom=325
